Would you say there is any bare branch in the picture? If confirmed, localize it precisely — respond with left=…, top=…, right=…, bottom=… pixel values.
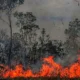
left=0, top=16, right=9, bottom=25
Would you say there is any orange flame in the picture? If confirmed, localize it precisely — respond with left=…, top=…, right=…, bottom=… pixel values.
left=0, top=55, right=80, bottom=78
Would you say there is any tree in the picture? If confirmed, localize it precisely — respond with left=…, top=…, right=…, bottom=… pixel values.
left=38, top=28, right=64, bottom=58
left=14, top=12, right=39, bottom=47
left=14, top=12, right=40, bottom=65
left=0, top=29, right=9, bottom=40
left=39, top=28, right=46, bottom=46
left=0, top=0, right=24, bottom=67
left=0, top=29, right=9, bottom=65
left=12, top=32, right=27, bottom=68
left=38, top=28, right=48, bottom=57
left=64, top=18, right=80, bottom=54
left=52, top=40, right=65, bottom=58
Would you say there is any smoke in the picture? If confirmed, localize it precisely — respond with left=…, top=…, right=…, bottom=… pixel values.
left=55, top=51, right=78, bottom=67
left=30, top=60, right=42, bottom=73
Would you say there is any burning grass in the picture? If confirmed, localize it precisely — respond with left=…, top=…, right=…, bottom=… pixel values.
left=1, top=56, right=80, bottom=79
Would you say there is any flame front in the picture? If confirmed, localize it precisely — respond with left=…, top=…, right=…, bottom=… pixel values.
left=1, top=56, right=80, bottom=78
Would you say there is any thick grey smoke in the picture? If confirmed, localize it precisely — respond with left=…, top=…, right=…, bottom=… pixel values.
left=55, top=51, right=78, bottom=67
left=0, top=0, right=80, bottom=41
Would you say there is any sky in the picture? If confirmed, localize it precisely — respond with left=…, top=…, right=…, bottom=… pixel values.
left=0, top=0, right=80, bottom=41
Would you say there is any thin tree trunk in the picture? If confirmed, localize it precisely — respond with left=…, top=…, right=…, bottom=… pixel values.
left=8, top=14, right=12, bottom=68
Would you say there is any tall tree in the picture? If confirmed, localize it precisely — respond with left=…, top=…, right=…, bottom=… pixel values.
left=0, top=29, right=8, bottom=65
left=38, top=28, right=52, bottom=57
left=64, top=18, right=80, bottom=55
left=0, top=0, right=24, bottom=67
left=14, top=12, right=39, bottom=47
left=14, top=12, right=40, bottom=66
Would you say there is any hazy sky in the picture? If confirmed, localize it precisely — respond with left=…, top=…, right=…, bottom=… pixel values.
left=0, top=0, right=80, bottom=41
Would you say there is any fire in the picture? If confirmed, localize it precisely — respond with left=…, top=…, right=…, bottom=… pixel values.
left=0, top=56, right=80, bottom=78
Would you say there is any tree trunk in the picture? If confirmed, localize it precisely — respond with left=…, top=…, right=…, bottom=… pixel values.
left=8, top=14, right=12, bottom=68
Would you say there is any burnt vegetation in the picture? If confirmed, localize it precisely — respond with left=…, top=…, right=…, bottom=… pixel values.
left=1, top=77, right=80, bottom=80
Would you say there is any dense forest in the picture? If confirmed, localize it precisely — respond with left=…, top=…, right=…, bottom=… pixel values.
left=0, top=0, right=80, bottom=69
left=0, top=0, right=80, bottom=79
